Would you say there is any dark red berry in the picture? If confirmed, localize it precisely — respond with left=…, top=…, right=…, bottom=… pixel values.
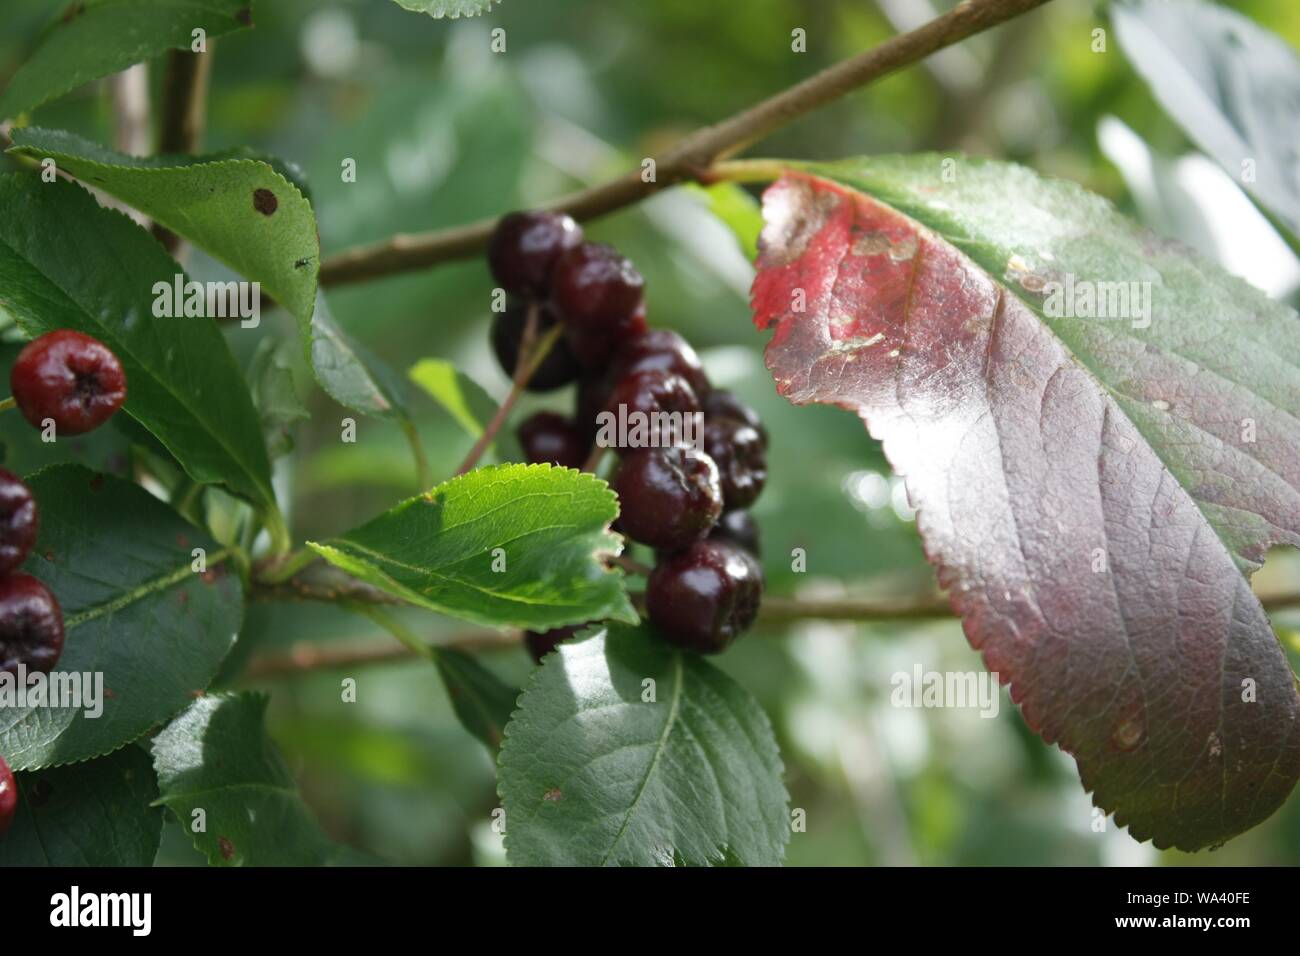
left=703, top=419, right=767, bottom=510
left=0, top=470, right=37, bottom=575
left=600, top=370, right=700, bottom=452
left=488, top=211, right=583, bottom=298
left=612, top=446, right=722, bottom=551
left=524, top=625, right=580, bottom=664
left=490, top=300, right=581, bottom=392
left=11, top=330, right=127, bottom=436
left=702, top=389, right=767, bottom=447
left=609, top=328, right=710, bottom=400
left=0, top=574, right=64, bottom=675
left=0, top=755, right=15, bottom=837
left=710, top=509, right=760, bottom=558
left=518, top=412, right=587, bottom=469
left=646, top=539, right=762, bottom=654
left=553, top=243, right=646, bottom=367
left=576, top=372, right=612, bottom=439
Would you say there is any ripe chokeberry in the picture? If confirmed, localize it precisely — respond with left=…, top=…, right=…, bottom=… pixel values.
left=0, top=573, right=64, bottom=675
left=702, top=389, right=767, bottom=446
left=11, top=330, right=127, bottom=436
left=703, top=418, right=767, bottom=510
left=612, top=446, right=722, bottom=551
left=609, top=329, right=710, bottom=401
left=524, top=625, right=580, bottom=664
left=0, top=755, right=15, bottom=837
left=490, top=300, right=582, bottom=392
left=602, top=369, right=700, bottom=450
left=552, top=243, right=646, bottom=367
left=518, top=412, right=587, bottom=470
left=710, top=508, right=760, bottom=558
left=487, top=211, right=583, bottom=298
left=0, top=470, right=37, bottom=575
left=646, top=539, right=763, bottom=654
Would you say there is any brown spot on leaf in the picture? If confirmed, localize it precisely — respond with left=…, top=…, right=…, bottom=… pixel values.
left=61, top=1, right=85, bottom=24
left=253, top=188, right=278, bottom=216
left=542, top=788, right=563, bottom=802
left=89, top=473, right=104, bottom=491
left=235, top=6, right=252, bottom=26
left=218, top=836, right=236, bottom=861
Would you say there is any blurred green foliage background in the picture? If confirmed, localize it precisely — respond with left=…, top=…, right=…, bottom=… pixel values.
left=2, top=0, right=1298, bottom=866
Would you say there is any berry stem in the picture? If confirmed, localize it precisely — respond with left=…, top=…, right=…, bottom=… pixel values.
left=606, top=554, right=653, bottom=577
left=455, top=304, right=562, bottom=476
left=582, top=444, right=607, bottom=475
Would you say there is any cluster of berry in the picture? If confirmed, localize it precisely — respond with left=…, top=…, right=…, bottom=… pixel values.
left=0, top=329, right=127, bottom=837
left=486, top=211, right=768, bottom=659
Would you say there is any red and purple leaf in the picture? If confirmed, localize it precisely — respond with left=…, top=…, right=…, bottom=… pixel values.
left=751, top=158, right=1300, bottom=850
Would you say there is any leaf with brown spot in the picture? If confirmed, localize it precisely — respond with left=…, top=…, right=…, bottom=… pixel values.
left=750, top=157, right=1300, bottom=851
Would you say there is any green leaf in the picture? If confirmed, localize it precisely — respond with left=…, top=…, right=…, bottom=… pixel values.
left=310, top=291, right=410, bottom=419
left=309, top=463, right=636, bottom=630
left=0, top=745, right=162, bottom=866
left=0, top=174, right=277, bottom=512
left=391, top=0, right=502, bottom=19
left=8, top=128, right=320, bottom=326
left=433, top=648, right=518, bottom=749
left=0, top=465, right=243, bottom=770
left=687, top=181, right=764, bottom=261
left=1112, top=0, right=1300, bottom=244
left=247, top=337, right=309, bottom=459
left=497, top=624, right=789, bottom=866
left=408, top=358, right=495, bottom=439
left=151, top=692, right=355, bottom=866
left=0, top=0, right=254, bottom=120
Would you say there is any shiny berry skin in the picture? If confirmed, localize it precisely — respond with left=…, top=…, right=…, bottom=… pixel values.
left=0, top=470, right=37, bottom=575
left=553, top=243, right=646, bottom=367
left=647, top=539, right=762, bottom=654
left=602, top=370, right=700, bottom=451
left=702, top=389, right=767, bottom=447
left=612, top=446, right=722, bottom=551
left=703, top=419, right=767, bottom=510
left=0, top=755, right=15, bottom=837
left=0, top=574, right=64, bottom=675
left=490, top=300, right=581, bottom=392
left=11, top=330, right=127, bottom=436
left=710, top=509, right=760, bottom=558
left=524, top=625, right=580, bottom=664
left=488, top=211, right=583, bottom=298
left=518, top=412, right=587, bottom=469
left=609, top=329, right=710, bottom=400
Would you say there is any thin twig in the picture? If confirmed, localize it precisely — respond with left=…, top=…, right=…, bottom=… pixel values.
left=317, top=0, right=1053, bottom=288
left=241, top=585, right=1300, bottom=679
left=455, top=307, right=561, bottom=476
left=153, top=45, right=212, bottom=252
